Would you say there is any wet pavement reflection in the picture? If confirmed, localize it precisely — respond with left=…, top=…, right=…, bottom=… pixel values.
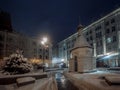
left=55, top=72, right=79, bottom=90
left=55, top=72, right=66, bottom=90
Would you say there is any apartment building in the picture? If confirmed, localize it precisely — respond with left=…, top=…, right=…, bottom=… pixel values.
left=57, top=8, right=120, bottom=67
left=0, top=10, right=52, bottom=66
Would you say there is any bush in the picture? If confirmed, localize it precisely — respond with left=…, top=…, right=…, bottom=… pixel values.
left=1, top=53, right=33, bottom=75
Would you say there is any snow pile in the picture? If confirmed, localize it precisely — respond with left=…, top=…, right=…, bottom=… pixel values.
left=16, top=77, right=35, bottom=87
left=105, top=76, right=120, bottom=85
left=64, top=72, right=120, bottom=90
left=1, top=52, right=33, bottom=75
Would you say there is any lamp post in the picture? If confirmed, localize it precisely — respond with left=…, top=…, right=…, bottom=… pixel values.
left=41, top=37, right=48, bottom=72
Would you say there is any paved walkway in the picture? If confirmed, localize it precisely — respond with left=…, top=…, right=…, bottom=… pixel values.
left=64, top=71, right=120, bottom=90
left=54, top=70, right=79, bottom=90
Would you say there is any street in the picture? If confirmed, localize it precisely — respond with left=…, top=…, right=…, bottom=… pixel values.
left=47, top=68, right=79, bottom=90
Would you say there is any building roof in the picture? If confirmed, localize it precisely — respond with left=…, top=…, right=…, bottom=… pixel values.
left=74, top=34, right=92, bottom=49
left=83, top=8, right=120, bottom=32
left=58, top=7, right=120, bottom=45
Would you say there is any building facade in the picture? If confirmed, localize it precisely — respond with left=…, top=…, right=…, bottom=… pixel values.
left=57, top=8, right=120, bottom=67
left=0, top=30, right=52, bottom=66
left=58, top=33, right=78, bottom=66
left=0, top=10, right=52, bottom=67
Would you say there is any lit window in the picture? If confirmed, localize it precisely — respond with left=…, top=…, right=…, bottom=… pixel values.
left=107, top=37, right=112, bottom=43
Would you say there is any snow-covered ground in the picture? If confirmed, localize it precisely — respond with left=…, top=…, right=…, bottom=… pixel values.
left=0, top=77, right=58, bottom=90
left=64, top=71, right=120, bottom=90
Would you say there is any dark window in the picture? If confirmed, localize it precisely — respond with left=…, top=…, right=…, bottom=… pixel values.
left=0, top=43, right=3, bottom=47
left=0, top=50, right=3, bottom=55
left=113, top=36, right=117, bottom=42
left=75, top=38, right=76, bottom=41
left=106, top=28, right=110, bottom=34
left=39, top=49, right=42, bottom=51
left=39, top=45, right=41, bottom=47
left=95, top=26, right=101, bottom=31
left=105, top=21, right=109, bottom=26
left=33, top=42, right=36, bottom=45
left=90, top=43, right=93, bottom=46
left=96, top=48, right=103, bottom=55
left=112, top=26, right=116, bottom=32
left=90, top=36, right=93, bottom=40
left=99, top=32, right=102, bottom=36
left=39, top=49, right=42, bottom=52
left=46, top=56, right=48, bottom=59
left=86, top=38, right=89, bottom=41
left=63, top=47, right=66, bottom=50
left=72, top=39, right=74, bottom=42
left=111, top=18, right=115, bottom=23
left=8, top=37, right=13, bottom=42
left=89, top=30, right=92, bottom=34
left=34, top=49, right=36, bottom=53
left=86, top=32, right=88, bottom=35
left=46, top=49, right=48, bottom=52
left=96, top=40, right=102, bottom=47
left=0, top=35, right=3, bottom=41
left=72, top=43, right=74, bottom=47
left=96, top=33, right=98, bottom=38
left=108, top=46, right=111, bottom=52
left=67, top=44, right=70, bottom=49
left=39, top=55, right=42, bottom=59
left=96, top=32, right=102, bottom=38
left=112, top=46, right=117, bottom=51
left=100, top=40, right=102, bottom=46
left=96, top=42, right=99, bottom=47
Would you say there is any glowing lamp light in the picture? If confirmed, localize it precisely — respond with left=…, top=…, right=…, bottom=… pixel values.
left=41, top=37, right=48, bottom=45
left=104, top=55, right=110, bottom=59
left=61, top=59, right=64, bottom=62
left=41, top=41, right=45, bottom=45
left=43, top=37, right=48, bottom=43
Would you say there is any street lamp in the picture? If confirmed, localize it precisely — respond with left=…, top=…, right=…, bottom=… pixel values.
left=41, top=37, right=48, bottom=72
left=41, top=37, right=48, bottom=45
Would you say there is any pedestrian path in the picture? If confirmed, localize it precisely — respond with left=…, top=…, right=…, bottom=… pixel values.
left=64, top=71, right=120, bottom=90
left=55, top=72, right=79, bottom=90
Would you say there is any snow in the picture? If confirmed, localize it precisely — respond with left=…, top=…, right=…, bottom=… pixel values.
left=64, top=71, right=120, bottom=90
left=1, top=53, right=33, bottom=75
left=74, top=34, right=91, bottom=48
left=16, top=77, right=35, bottom=87
left=0, top=72, right=47, bottom=85
left=105, top=76, right=120, bottom=85
left=0, top=77, right=58, bottom=90
left=0, top=84, right=15, bottom=90
left=108, top=67, right=120, bottom=70
left=16, top=77, right=57, bottom=90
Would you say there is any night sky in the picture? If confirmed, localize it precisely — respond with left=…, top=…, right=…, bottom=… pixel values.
left=1, top=0, right=120, bottom=44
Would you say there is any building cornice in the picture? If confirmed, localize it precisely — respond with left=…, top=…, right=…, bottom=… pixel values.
left=83, top=8, right=120, bottom=32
